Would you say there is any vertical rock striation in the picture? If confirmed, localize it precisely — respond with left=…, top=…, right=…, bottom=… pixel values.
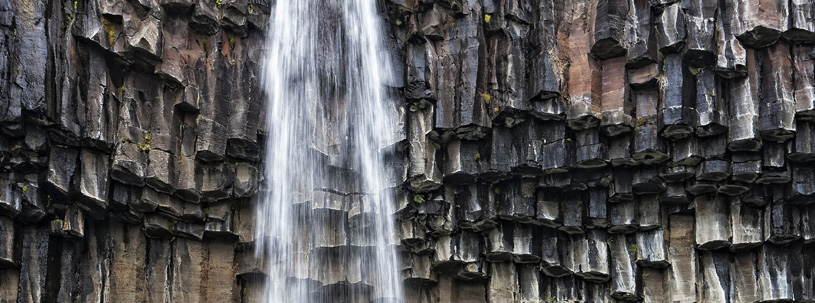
left=0, top=0, right=814, bottom=302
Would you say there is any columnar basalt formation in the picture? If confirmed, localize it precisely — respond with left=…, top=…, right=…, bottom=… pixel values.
left=1, top=0, right=815, bottom=302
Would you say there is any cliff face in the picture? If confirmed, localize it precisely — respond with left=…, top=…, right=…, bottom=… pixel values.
left=1, top=0, right=264, bottom=301
left=1, top=0, right=815, bottom=302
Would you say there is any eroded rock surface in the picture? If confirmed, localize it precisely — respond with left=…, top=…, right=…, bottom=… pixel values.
left=2, top=0, right=815, bottom=302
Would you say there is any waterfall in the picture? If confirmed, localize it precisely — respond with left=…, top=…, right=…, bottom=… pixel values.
left=256, top=0, right=403, bottom=302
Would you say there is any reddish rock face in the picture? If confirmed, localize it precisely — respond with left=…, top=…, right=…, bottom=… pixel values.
left=2, top=0, right=815, bottom=302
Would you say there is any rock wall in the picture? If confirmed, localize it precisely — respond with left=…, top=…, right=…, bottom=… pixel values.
left=1, top=0, right=265, bottom=301
left=1, top=0, right=814, bottom=302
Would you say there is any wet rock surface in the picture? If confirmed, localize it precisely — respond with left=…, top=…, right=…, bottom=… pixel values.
left=1, top=0, right=815, bottom=302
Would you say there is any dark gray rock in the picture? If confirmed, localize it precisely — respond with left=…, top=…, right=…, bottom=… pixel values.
left=654, top=3, right=685, bottom=53
left=727, top=52, right=762, bottom=152
left=608, top=233, right=639, bottom=301
left=0, top=216, right=16, bottom=268
left=46, top=146, right=79, bottom=199
left=695, top=70, right=728, bottom=137
left=591, top=0, right=628, bottom=59
left=684, top=0, right=717, bottom=67
left=625, top=0, right=656, bottom=68
left=660, top=54, right=697, bottom=139
left=694, top=195, right=731, bottom=250
left=76, top=149, right=110, bottom=212
left=757, top=43, right=796, bottom=143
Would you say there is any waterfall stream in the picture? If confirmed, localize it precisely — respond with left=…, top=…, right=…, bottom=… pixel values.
left=256, top=1, right=403, bottom=302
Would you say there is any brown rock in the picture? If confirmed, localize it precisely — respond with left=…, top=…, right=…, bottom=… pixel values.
left=785, top=0, right=815, bottom=42
left=792, top=45, right=815, bottom=121
left=106, top=221, right=148, bottom=302
left=599, top=56, right=633, bottom=137
left=560, top=0, right=602, bottom=130
left=668, top=215, right=697, bottom=303
left=731, top=0, right=788, bottom=48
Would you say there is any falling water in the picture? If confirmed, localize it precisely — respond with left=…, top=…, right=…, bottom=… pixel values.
left=257, top=0, right=403, bottom=302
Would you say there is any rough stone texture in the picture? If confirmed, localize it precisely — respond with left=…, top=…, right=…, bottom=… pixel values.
left=1, top=0, right=815, bottom=302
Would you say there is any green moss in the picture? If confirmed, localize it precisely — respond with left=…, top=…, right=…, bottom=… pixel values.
left=117, top=136, right=133, bottom=144
left=66, top=14, right=75, bottom=32
left=22, top=185, right=28, bottom=193
left=473, top=152, right=481, bottom=161
left=636, top=117, right=648, bottom=127
left=65, top=1, right=77, bottom=32
left=166, top=219, right=179, bottom=231
left=629, top=244, right=638, bottom=255
left=137, top=133, right=152, bottom=152
left=101, top=18, right=116, bottom=47
left=484, top=14, right=492, bottom=23
left=413, top=194, right=425, bottom=204
left=203, top=207, right=210, bottom=216
left=390, top=5, right=412, bottom=27
left=228, top=33, right=236, bottom=49
left=493, top=187, right=501, bottom=195
left=481, top=93, right=491, bottom=104
left=215, top=0, right=223, bottom=6
left=136, top=142, right=150, bottom=152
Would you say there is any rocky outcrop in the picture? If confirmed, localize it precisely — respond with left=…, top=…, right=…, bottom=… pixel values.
left=1, top=0, right=262, bottom=301
left=1, top=0, right=815, bottom=302
left=395, top=1, right=815, bottom=302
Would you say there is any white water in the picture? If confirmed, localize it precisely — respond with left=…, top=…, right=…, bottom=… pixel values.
left=257, top=0, right=403, bottom=302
